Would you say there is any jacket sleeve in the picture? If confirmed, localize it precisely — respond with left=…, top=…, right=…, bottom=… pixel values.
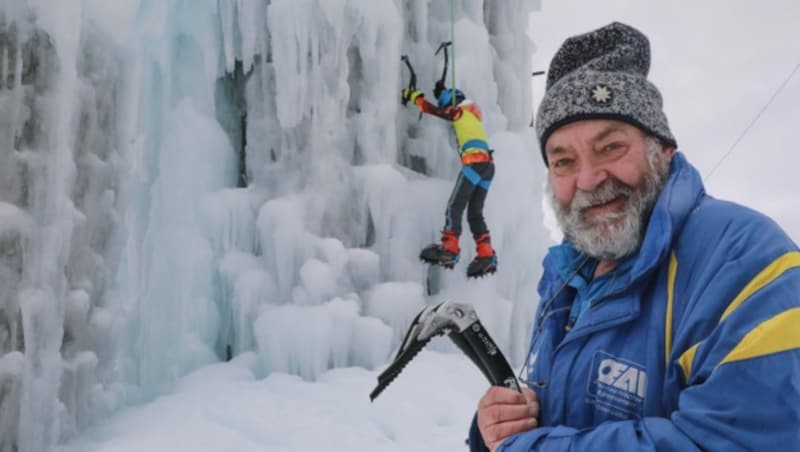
left=413, top=96, right=461, bottom=121
left=497, top=418, right=700, bottom=451
left=469, top=409, right=701, bottom=451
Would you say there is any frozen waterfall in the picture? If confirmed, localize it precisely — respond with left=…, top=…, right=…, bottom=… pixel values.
left=0, top=0, right=546, bottom=450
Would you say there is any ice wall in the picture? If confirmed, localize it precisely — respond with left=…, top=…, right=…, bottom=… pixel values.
left=0, top=1, right=129, bottom=450
left=0, top=0, right=547, bottom=450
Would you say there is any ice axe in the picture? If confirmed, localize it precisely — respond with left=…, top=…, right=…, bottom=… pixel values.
left=433, top=41, right=453, bottom=102
left=400, top=55, right=423, bottom=120
left=400, top=55, right=417, bottom=106
left=369, top=299, right=520, bottom=401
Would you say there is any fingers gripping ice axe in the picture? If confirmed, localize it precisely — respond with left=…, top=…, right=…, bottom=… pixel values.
left=369, top=300, right=520, bottom=401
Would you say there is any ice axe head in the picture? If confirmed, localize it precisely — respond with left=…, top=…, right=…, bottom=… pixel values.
left=369, top=300, right=519, bottom=402
left=435, top=41, right=453, bottom=57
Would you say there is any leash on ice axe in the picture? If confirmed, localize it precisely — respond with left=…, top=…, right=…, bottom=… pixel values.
left=369, top=299, right=520, bottom=401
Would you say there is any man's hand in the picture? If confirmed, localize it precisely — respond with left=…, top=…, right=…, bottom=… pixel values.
left=477, top=387, right=539, bottom=452
left=401, top=88, right=423, bottom=105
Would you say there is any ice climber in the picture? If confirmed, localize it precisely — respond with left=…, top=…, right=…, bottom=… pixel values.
left=402, top=84, right=497, bottom=278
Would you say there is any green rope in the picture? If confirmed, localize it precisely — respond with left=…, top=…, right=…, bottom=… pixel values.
left=450, top=0, right=456, bottom=106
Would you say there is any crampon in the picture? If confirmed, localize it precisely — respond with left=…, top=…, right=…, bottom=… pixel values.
left=419, top=244, right=459, bottom=269
left=466, top=254, right=497, bottom=278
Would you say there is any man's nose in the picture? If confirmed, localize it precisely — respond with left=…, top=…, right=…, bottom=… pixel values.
left=575, top=162, right=608, bottom=192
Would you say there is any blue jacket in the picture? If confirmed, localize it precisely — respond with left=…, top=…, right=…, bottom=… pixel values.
left=470, top=153, right=800, bottom=451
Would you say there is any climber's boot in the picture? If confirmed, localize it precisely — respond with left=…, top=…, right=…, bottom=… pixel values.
left=467, top=232, right=497, bottom=278
left=420, top=230, right=460, bottom=269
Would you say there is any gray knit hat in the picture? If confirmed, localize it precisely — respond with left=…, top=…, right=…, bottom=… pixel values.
left=535, top=22, right=677, bottom=163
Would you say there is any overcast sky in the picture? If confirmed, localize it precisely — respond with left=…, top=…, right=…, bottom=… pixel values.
left=529, top=0, right=800, bottom=243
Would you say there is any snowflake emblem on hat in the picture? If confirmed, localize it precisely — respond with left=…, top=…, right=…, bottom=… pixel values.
left=590, top=84, right=613, bottom=105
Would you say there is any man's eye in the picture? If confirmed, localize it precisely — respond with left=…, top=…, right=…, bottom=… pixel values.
left=553, top=158, right=573, bottom=168
left=603, top=142, right=624, bottom=152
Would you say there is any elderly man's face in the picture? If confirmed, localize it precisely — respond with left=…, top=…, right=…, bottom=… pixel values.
left=544, top=120, right=675, bottom=260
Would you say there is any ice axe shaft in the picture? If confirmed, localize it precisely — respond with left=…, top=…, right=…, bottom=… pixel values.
left=435, top=41, right=453, bottom=86
left=434, top=41, right=453, bottom=100
left=400, top=55, right=417, bottom=106
left=400, top=55, right=423, bottom=119
left=448, top=319, right=519, bottom=391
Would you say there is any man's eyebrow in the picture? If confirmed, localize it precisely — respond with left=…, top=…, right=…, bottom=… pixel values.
left=590, top=125, right=626, bottom=144
left=546, top=125, right=629, bottom=156
left=545, top=145, right=569, bottom=157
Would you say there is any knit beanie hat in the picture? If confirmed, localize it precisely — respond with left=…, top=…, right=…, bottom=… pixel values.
left=535, top=22, right=677, bottom=164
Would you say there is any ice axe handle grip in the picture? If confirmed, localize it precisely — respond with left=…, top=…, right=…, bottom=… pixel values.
left=455, top=321, right=521, bottom=392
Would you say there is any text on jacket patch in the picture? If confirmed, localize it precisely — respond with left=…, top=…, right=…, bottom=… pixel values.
left=586, top=351, right=647, bottom=419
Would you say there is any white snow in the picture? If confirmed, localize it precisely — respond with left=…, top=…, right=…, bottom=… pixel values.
left=55, top=351, right=488, bottom=452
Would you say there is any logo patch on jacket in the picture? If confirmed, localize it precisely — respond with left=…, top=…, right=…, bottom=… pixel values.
left=586, top=351, right=647, bottom=419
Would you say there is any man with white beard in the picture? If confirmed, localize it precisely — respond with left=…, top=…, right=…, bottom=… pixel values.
left=468, top=22, right=800, bottom=451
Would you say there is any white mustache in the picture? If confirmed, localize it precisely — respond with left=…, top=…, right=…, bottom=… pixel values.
left=570, top=179, right=633, bottom=211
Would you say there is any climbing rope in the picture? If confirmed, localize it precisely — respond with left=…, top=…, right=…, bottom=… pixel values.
left=705, top=61, right=800, bottom=181
left=449, top=0, right=456, bottom=106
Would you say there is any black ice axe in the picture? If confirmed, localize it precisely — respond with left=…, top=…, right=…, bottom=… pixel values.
left=400, top=54, right=423, bottom=120
left=433, top=41, right=453, bottom=101
left=369, top=299, right=520, bottom=401
left=400, top=55, right=417, bottom=106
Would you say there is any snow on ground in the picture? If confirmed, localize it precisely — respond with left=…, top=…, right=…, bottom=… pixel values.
left=57, top=350, right=488, bottom=452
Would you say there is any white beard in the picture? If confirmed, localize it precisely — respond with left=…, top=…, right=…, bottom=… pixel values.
left=549, top=140, right=672, bottom=261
